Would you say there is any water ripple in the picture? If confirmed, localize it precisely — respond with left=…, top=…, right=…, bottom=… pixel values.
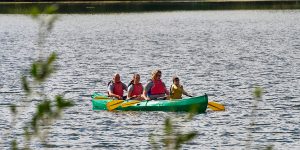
left=1, top=10, right=300, bottom=149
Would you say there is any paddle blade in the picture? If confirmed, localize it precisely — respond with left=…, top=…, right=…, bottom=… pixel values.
left=94, top=96, right=110, bottom=100
left=208, top=101, right=225, bottom=111
left=121, top=100, right=141, bottom=108
left=106, top=100, right=124, bottom=111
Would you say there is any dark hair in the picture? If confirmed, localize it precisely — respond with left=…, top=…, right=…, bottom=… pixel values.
left=107, top=80, right=113, bottom=86
left=128, top=79, right=134, bottom=87
left=172, top=76, right=179, bottom=83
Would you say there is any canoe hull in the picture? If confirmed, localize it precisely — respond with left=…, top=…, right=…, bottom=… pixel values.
left=91, top=93, right=208, bottom=113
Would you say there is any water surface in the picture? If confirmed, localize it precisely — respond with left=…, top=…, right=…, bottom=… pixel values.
left=0, top=10, right=300, bottom=149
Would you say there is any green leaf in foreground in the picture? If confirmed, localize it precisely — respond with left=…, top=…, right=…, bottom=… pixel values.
left=164, top=118, right=173, bottom=136
left=10, top=104, right=17, bottom=115
left=30, top=54, right=57, bottom=82
left=56, top=95, right=74, bottom=110
left=30, top=7, right=40, bottom=18
left=266, top=145, right=274, bottom=150
left=254, top=87, right=263, bottom=99
left=11, top=140, right=18, bottom=150
left=21, top=76, right=31, bottom=94
left=47, top=52, right=57, bottom=65
left=43, top=5, right=58, bottom=14
left=37, top=100, right=52, bottom=118
left=175, top=132, right=197, bottom=150
left=149, top=133, right=159, bottom=150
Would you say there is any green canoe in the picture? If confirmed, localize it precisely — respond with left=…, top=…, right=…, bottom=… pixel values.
left=91, top=93, right=208, bottom=113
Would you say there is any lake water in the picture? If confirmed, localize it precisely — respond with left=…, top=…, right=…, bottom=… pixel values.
left=1, top=10, right=300, bottom=149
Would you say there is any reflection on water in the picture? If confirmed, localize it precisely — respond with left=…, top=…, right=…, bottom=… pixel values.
left=0, top=10, right=300, bottom=149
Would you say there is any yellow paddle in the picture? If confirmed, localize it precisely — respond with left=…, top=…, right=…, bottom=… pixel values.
left=106, top=99, right=225, bottom=111
left=121, top=100, right=141, bottom=108
left=94, top=96, right=111, bottom=100
left=208, top=101, right=225, bottom=111
left=106, top=100, right=124, bottom=111
left=120, top=97, right=166, bottom=108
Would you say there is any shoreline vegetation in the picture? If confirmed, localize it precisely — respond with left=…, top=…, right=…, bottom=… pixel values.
left=0, top=0, right=300, bottom=13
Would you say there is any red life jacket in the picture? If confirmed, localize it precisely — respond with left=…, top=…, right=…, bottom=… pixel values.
left=113, top=82, right=124, bottom=97
left=150, top=79, right=165, bottom=95
left=129, top=83, right=143, bottom=97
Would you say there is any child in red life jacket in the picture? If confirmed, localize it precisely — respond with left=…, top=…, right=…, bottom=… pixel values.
left=107, top=73, right=127, bottom=100
left=143, top=70, right=170, bottom=100
left=127, top=74, right=144, bottom=100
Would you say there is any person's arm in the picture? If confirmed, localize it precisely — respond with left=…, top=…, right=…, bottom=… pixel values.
left=138, top=84, right=144, bottom=97
left=123, top=83, right=128, bottom=91
left=108, top=84, right=122, bottom=99
left=109, top=92, right=122, bottom=99
left=138, top=85, right=145, bottom=100
left=127, top=85, right=135, bottom=100
left=142, top=90, right=149, bottom=100
left=182, top=86, right=192, bottom=97
left=143, top=82, right=152, bottom=100
left=162, top=82, right=170, bottom=96
left=161, top=82, right=170, bottom=100
left=170, top=84, right=174, bottom=96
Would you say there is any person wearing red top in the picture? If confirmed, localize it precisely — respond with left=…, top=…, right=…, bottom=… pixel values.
left=107, top=73, right=127, bottom=100
left=143, top=70, right=170, bottom=100
left=127, top=74, right=144, bottom=100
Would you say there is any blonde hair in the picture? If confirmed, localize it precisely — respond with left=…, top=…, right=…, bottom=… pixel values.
left=151, top=70, right=161, bottom=80
left=128, top=73, right=140, bottom=86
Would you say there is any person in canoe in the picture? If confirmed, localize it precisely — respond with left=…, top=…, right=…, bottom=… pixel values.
left=170, top=76, right=192, bottom=100
left=143, top=70, right=170, bottom=100
left=127, top=74, right=144, bottom=100
left=107, top=73, right=128, bottom=100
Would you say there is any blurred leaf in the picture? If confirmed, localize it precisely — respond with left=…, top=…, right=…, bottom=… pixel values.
left=47, top=15, right=59, bottom=31
left=40, top=62, right=49, bottom=81
left=254, top=87, right=263, bottom=99
left=47, top=52, right=57, bottom=65
left=31, top=56, right=56, bottom=82
left=175, top=132, right=197, bottom=149
left=30, top=7, right=40, bottom=18
left=149, top=133, right=159, bottom=150
left=37, top=100, right=52, bottom=118
left=21, top=76, right=31, bottom=94
left=24, top=127, right=31, bottom=142
left=10, top=104, right=17, bottom=115
left=266, top=145, right=274, bottom=150
left=12, top=4, right=73, bottom=149
left=11, top=140, right=18, bottom=150
left=56, top=95, right=74, bottom=110
left=187, top=105, right=199, bottom=120
left=43, top=62, right=54, bottom=80
left=31, top=114, right=38, bottom=133
left=30, top=63, right=38, bottom=78
left=162, top=118, right=174, bottom=149
left=162, top=138, right=172, bottom=149
left=164, top=118, right=172, bottom=136
left=43, top=5, right=58, bottom=14
left=31, top=100, right=53, bottom=134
